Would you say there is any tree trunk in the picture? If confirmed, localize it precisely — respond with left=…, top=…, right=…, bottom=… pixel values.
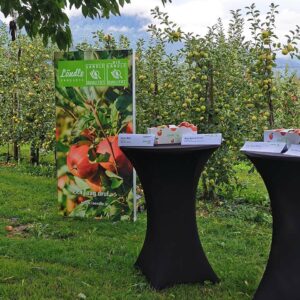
left=13, top=142, right=18, bottom=161
left=10, top=17, right=21, bottom=162
left=36, top=147, right=40, bottom=165
left=153, top=67, right=159, bottom=96
left=30, top=142, right=38, bottom=165
left=6, top=144, right=10, bottom=162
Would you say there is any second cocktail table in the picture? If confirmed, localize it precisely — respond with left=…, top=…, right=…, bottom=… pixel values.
left=243, top=151, right=300, bottom=300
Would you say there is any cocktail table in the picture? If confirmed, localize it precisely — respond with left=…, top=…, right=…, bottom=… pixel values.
left=121, top=144, right=220, bottom=290
left=243, top=151, right=300, bottom=300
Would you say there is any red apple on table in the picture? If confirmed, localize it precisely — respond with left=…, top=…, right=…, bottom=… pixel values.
left=190, top=125, right=197, bottom=131
left=179, top=121, right=190, bottom=127
left=178, top=121, right=197, bottom=131
left=67, top=144, right=99, bottom=179
left=96, top=136, right=133, bottom=177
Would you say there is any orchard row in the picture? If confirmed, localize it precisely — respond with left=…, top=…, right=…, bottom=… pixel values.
left=0, top=3, right=299, bottom=201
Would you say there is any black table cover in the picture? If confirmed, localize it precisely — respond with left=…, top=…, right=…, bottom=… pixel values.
left=243, top=151, right=300, bottom=300
left=121, top=144, right=220, bottom=290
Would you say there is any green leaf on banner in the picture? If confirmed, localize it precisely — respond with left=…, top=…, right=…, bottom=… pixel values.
left=110, top=102, right=119, bottom=131
left=115, top=95, right=132, bottom=112
left=69, top=201, right=91, bottom=218
left=105, top=170, right=122, bottom=179
left=97, top=112, right=108, bottom=126
left=126, top=189, right=134, bottom=210
left=57, top=165, right=69, bottom=178
left=111, top=178, right=123, bottom=189
left=74, top=176, right=90, bottom=190
left=95, top=153, right=110, bottom=163
left=56, top=142, right=69, bottom=153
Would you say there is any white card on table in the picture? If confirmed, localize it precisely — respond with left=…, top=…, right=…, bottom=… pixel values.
left=283, top=144, right=300, bottom=157
left=118, top=134, right=155, bottom=147
left=181, top=133, right=222, bottom=146
left=241, top=142, right=286, bottom=154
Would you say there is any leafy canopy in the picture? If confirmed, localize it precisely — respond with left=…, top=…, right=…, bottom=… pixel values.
left=0, top=0, right=171, bottom=50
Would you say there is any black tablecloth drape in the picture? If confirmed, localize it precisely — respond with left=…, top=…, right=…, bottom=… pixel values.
left=121, top=145, right=220, bottom=290
left=244, top=151, right=300, bottom=300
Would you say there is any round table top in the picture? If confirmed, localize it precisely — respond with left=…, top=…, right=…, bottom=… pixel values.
left=242, top=150, right=300, bottom=162
left=120, top=144, right=220, bottom=153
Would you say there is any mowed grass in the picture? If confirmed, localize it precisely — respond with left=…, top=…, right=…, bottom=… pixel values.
left=0, top=166, right=271, bottom=300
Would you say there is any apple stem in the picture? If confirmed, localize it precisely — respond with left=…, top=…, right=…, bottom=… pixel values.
left=62, top=107, right=77, bottom=120
left=88, top=103, right=119, bottom=176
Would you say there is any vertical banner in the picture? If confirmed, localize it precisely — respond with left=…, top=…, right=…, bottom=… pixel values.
left=55, top=50, right=136, bottom=221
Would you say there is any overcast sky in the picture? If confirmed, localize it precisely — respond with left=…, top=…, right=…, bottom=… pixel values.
left=1, top=0, right=300, bottom=50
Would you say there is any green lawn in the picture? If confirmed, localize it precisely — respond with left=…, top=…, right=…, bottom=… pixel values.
left=0, top=165, right=271, bottom=300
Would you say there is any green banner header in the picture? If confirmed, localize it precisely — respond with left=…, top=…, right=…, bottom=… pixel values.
left=58, top=59, right=129, bottom=87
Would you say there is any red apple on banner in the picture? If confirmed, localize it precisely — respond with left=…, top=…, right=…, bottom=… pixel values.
left=77, top=196, right=88, bottom=204
left=96, top=136, right=133, bottom=177
left=86, top=172, right=102, bottom=192
left=67, top=144, right=99, bottom=179
left=126, top=122, right=133, bottom=134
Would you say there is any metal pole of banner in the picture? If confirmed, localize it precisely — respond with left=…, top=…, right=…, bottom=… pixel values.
left=132, top=51, right=137, bottom=222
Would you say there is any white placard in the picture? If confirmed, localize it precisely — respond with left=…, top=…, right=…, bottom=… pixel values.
left=181, top=133, right=222, bottom=146
left=118, top=134, right=155, bottom=147
left=241, top=142, right=286, bottom=154
left=283, top=144, right=300, bottom=157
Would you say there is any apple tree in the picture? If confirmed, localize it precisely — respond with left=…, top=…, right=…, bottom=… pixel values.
left=0, top=0, right=171, bottom=50
left=0, top=26, right=56, bottom=164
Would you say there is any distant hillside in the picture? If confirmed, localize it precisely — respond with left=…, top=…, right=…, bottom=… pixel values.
left=275, top=58, right=300, bottom=76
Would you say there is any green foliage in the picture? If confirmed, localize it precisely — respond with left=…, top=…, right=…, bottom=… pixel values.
left=0, top=25, right=56, bottom=157
left=0, top=2, right=299, bottom=203
left=135, top=4, right=300, bottom=201
left=0, top=0, right=171, bottom=50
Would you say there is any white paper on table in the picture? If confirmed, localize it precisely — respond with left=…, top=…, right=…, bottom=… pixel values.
left=241, top=141, right=287, bottom=154
left=118, top=134, right=155, bottom=147
left=283, top=144, right=300, bottom=157
left=181, top=133, right=222, bottom=146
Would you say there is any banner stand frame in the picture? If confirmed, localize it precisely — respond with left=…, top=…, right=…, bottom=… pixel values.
left=132, top=51, right=137, bottom=222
